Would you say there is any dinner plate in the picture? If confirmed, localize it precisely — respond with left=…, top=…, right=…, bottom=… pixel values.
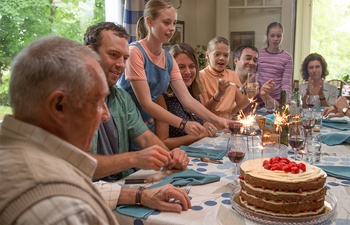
left=231, top=185, right=337, bottom=225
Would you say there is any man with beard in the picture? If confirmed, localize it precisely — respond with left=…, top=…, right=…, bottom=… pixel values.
left=84, top=22, right=189, bottom=182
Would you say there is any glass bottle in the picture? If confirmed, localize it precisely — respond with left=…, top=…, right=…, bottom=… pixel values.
left=279, top=90, right=289, bottom=146
left=290, top=80, right=301, bottom=116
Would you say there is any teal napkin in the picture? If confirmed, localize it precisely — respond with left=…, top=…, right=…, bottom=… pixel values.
left=180, top=146, right=226, bottom=160
left=319, top=133, right=350, bottom=146
left=115, top=169, right=220, bottom=219
left=266, top=114, right=275, bottom=129
left=116, top=205, right=156, bottom=219
left=317, top=165, right=350, bottom=180
left=148, top=169, right=221, bottom=189
left=322, top=119, right=350, bottom=130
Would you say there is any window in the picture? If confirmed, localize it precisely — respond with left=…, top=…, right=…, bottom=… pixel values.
left=0, top=0, right=106, bottom=119
left=311, top=0, right=350, bottom=80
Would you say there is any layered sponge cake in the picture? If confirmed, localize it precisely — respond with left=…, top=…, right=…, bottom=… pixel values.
left=237, top=157, right=327, bottom=217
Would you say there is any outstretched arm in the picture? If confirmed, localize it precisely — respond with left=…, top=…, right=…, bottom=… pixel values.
left=94, top=182, right=191, bottom=212
left=155, top=95, right=216, bottom=149
left=171, top=79, right=229, bottom=131
left=130, top=80, right=206, bottom=136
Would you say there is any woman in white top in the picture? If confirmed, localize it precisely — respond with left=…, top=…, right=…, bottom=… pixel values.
left=299, top=53, right=338, bottom=107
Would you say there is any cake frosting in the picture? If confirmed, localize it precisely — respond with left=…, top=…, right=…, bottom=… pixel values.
left=237, top=158, right=327, bottom=217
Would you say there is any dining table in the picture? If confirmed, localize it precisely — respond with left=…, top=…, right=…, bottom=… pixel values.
left=113, top=116, right=350, bottom=225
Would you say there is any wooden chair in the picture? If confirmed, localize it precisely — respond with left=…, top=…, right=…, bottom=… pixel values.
left=326, top=79, right=347, bottom=97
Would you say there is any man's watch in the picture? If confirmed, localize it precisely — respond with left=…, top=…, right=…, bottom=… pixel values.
left=342, top=107, right=350, bottom=115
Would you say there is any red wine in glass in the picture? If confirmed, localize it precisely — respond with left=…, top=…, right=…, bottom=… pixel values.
left=306, top=103, right=315, bottom=108
left=302, top=119, right=316, bottom=130
left=288, top=138, right=304, bottom=149
left=228, top=151, right=246, bottom=163
left=229, top=123, right=242, bottom=135
left=306, top=95, right=317, bottom=109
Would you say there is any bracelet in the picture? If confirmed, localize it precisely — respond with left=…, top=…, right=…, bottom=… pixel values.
left=135, top=186, right=146, bottom=205
left=179, top=119, right=188, bottom=130
left=212, top=95, right=220, bottom=102
left=319, top=97, right=326, bottom=100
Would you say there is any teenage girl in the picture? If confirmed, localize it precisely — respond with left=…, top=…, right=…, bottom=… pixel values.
left=257, top=22, right=293, bottom=102
left=118, top=0, right=228, bottom=137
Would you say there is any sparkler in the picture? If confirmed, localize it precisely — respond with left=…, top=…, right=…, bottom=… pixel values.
left=273, top=105, right=290, bottom=150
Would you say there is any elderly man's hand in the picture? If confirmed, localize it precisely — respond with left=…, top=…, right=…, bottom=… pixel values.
left=141, top=184, right=191, bottom=212
left=166, top=148, right=189, bottom=170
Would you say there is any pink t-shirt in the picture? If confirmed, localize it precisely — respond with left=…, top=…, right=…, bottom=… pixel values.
left=125, top=40, right=182, bottom=82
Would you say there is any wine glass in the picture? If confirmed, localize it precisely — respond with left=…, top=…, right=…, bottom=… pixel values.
left=227, top=136, right=247, bottom=186
left=301, top=109, right=316, bottom=138
left=288, top=124, right=305, bottom=161
left=306, top=95, right=317, bottom=109
left=265, top=99, right=277, bottom=114
left=228, top=114, right=243, bottom=136
left=246, top=73, right=259, bottom=98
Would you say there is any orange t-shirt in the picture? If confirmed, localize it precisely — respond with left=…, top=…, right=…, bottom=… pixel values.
left=199, top=66, right=246, bottom=119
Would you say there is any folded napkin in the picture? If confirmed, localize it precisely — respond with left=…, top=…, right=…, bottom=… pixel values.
left=180, top=146, right=226, bottom=160
left=322, top=119, right=350, bottom=130
left=115, top=169, right=221, bottom=219
left=319, top=133, right=350, bottom=146
left=116, top=205, right=156, bottom=219
left=317, top=165, right=350, bottom=180
left=148, top=169, right=221, bottom=189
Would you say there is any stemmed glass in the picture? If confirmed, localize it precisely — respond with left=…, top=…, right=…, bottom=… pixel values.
left=288, top=124, right=306, bottom=161
left=227, top=136, right=247, bottom=186
left=265, top=99, right=277, bottom=114
left=228, top=114, right=243, bottom=136
left=246, top=73, right=259, bottom=98
left=301, top=109, right=316, bottom=138
left=306, top=95, right=317, bottom=109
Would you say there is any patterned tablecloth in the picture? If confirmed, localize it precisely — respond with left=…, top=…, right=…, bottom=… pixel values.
left=114, top=119, right=350, bottom=225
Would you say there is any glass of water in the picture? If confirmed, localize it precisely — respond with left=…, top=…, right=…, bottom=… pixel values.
left=312, top=109, right=323, bottom=132
left=306, top=135, right=322, bottom=164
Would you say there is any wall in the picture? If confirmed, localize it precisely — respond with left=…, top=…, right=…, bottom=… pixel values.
left=176, top=0, right=216, bottom=48
left=177, top=0, right=294, bottom=51
left=176, top=0, right=297, bottom=75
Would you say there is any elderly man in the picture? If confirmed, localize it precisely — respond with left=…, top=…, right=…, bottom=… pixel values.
left=83, top=22, right=188, bottom=181
left=0, top=36, right=190, bottom=224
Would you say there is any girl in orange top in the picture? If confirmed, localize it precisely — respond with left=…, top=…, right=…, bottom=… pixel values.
left=199, top=37, right=258, bottom=119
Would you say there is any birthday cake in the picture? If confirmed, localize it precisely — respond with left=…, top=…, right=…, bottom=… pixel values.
left=237, top=157, right=327, bottom=217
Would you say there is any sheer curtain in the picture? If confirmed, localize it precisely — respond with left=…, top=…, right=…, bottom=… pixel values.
left=123, top=0, right=146, bottom=43
left=105, top=0, right=145, bottom=42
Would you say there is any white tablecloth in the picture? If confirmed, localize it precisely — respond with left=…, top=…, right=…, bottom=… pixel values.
left=114, top=120, right=350, bottom=225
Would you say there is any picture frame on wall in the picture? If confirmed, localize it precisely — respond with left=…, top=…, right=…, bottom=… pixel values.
left=230, top=31, right=255, bottom=52
left=164, top=20, right=185, bottom=49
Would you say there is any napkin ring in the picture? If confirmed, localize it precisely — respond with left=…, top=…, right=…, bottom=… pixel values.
left=135, top=186, right=146, bottom=205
